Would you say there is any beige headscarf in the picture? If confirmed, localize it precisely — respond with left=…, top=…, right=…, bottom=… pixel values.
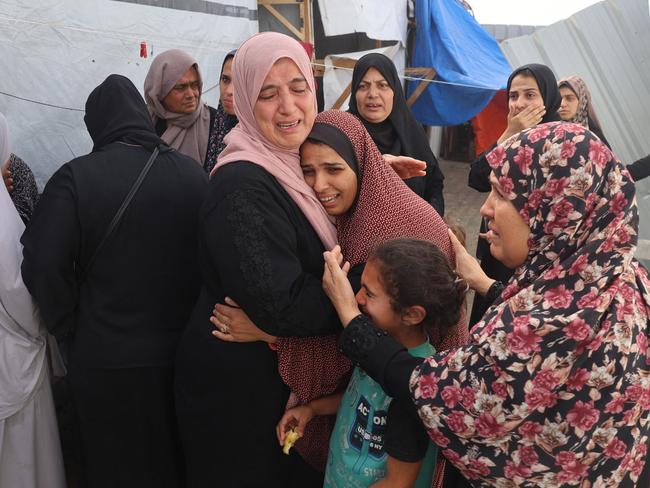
left=212, top=32, right=337, bottom=249
left=558, top=75, right=603, bottom=132
left=144, top=49, right=211, bottom=165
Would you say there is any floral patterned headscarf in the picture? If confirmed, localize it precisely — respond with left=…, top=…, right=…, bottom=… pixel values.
left=410, top=122, right=650, bottom=486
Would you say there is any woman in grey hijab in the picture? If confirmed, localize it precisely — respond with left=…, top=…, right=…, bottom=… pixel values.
left=144, top=48, right=214, bottom=169
left=0, top=112, right=65, bottom=488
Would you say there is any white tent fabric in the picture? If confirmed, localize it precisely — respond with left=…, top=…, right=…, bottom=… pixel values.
left=318, top=0, right=407, bottom=45
left=323, top=44, right=405, bottom=111
left=0, top=0, right=258, bottom=187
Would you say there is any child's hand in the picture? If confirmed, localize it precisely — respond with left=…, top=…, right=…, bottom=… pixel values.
left=276, top=405, right=314, bottom=445
left=322, top=246, right=360, bottom=326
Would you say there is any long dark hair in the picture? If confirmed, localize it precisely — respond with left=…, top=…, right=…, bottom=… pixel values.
left=369, top=238, right=466, bottom=336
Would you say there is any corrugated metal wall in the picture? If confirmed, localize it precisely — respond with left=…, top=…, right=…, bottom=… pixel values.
left=500, top=0, right=650, bottom=248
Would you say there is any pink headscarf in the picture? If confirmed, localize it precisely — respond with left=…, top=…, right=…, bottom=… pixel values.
left=211, top=32, right=337, bottom=249
left=144, top=49, right=211, bottom=165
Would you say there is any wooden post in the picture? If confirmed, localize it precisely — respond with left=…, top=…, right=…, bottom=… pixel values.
left=257, top=0, right=313, bottom=43
left=405, top=67, right=437, bottom=107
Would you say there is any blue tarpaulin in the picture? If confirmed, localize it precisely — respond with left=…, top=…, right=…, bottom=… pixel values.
left=407, top=0, right=512, bottom=126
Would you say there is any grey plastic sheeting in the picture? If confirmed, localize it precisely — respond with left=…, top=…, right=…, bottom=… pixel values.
left=0, top=0, right=257, bottom=187
left=500, top=0, right=650, bottom=245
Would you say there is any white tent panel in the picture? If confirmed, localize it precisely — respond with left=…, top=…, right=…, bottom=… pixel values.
left=0, top=0, right=257, bottom=186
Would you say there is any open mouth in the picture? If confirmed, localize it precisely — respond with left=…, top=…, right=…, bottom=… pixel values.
left=277, top=120, right=300, bottom=130
left=318, top=194, right=339, bottom=204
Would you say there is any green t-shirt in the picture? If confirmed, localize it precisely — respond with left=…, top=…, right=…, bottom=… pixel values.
left=324, top=340, right=437, bottom=488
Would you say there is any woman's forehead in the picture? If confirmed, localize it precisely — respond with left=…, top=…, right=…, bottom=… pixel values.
left=361, top=67, right=387, bottom=82
left=510, top=74, right=539, bottom=92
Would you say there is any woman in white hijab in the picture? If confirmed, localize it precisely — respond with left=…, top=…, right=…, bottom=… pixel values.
left=0, top=112, right=65, bottom=488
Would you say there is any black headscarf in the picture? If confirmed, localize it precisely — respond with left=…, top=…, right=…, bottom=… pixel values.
left=348, top=53, right=445, bottom=215
left=349, top=53, right=436, bottom=160
left=204, top=50, right=239, bottom=174
left=85, top=74, right=164, bottom=152
left=506, top=64, right=562, bottom=123
left=306, top=122, right=359, bottom=175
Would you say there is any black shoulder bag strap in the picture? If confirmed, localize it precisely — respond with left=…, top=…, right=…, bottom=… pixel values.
left=80, top=145, right=160, bottom=283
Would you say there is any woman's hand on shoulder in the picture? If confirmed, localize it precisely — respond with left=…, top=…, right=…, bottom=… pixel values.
left=211, top=297, right=277, bottom=343
left=383, top=154, right=426, bottom=180
left=322, top=245, right=360, bottom=327
left=448, top=229, right=494, bottom=296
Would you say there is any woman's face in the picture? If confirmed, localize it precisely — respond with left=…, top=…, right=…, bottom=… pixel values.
left=300, top=141, right=358, bottom=216
left=354, top=67, right=394, bottom=124
left=479, top=172, right=530, bottom=269
left=254, top=58, right=315, bottom=150
left=162, top=66, right=200, bottom=115
left=219, top=57, right=235, bottom=115
left=558, top=86, right=579, bottom=121
left=508, top=74, right=543, bottom=116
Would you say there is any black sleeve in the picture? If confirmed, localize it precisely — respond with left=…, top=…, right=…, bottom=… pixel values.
left=205, top=185, right=340, bottom=338
left=467, top=145, right=496, bottom=193
left=8, top=155, right=39, bottom=223
left=339, top=314, right=422, bottom=400
left=385, top=398, right=430, bottom=462
left=21, top=164, right=80, bottom=335
left=347, top=262, right=365, bottom=295
left=627, top=154, right=650, bottom=182
left=423, top=156, right=445, bottom=216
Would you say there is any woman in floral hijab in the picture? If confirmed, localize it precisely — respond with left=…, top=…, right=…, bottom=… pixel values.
left=322, top=121, right=650, bottom=486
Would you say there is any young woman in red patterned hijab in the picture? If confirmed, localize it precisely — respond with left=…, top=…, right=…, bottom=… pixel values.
left=322, top=121, right=650, bottom=486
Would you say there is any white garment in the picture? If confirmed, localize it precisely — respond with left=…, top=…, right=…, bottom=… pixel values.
left=318, top=0, right=408, bottom=45
left=0, top=167, right=65, bottom=487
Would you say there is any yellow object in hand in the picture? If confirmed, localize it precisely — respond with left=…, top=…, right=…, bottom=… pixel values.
left=282, top=429, right=300, bottom=455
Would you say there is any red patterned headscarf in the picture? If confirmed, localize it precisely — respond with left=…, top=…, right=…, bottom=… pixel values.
left=277, top=110, right=469, bottom=471
left=411, top=122, right=650, bottom=485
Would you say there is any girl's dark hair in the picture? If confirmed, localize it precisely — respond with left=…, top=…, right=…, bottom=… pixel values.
left=368, top=238, right=467, bottom=336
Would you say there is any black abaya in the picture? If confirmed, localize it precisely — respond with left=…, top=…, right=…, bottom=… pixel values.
left=175, top=161, right=341, bottom=488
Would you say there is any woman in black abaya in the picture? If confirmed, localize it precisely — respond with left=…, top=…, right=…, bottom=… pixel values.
left=21, top=75, right=207, bottom=488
